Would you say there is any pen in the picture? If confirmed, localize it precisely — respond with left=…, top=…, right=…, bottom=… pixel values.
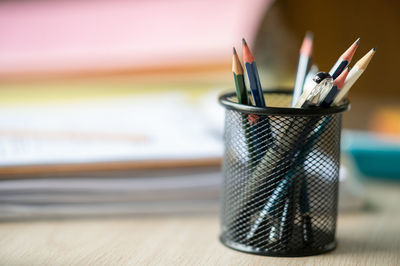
left=329, top=38, right=359, bottom=80
left=333, top=47, right=376, bottom=105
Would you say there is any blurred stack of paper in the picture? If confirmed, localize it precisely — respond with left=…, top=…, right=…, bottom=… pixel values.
left=0, top=90, right=224, bottom=176
left=0, top=167, right=221, bottom=220
left=0, top=0, right=274, bottom=217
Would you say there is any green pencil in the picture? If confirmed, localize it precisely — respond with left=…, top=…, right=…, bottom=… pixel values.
left=232, top=47, right=256, bottom=170
left=232, top=47, right=249, bottom=105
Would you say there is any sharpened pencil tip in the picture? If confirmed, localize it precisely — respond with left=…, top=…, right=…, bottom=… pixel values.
left=242, top=38, right=247, bottom=45
left=233, top=47, right=236, bottom=54
left=242, top=39, right=255, bottom=63
left=340, top=37, right=361, bottom=62
left=300, top=31, right=313, bottom=56
left=373, top=47, right=377, bottom=51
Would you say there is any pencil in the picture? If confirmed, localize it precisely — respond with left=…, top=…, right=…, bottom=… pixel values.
left=232, top=47, right=257, bottom=166
left=242, top=38, right=272, bottom=162
left=232, top=47, right=249, bottom=105
left=329, top=38, right=360, bottom=80
left=291, top=31, right=313, bottom=107
left=319, top=67, right=349, bottom=107
left=333, top=47, right=376, bottom=105
left=242, top=38, right=266, bottom=107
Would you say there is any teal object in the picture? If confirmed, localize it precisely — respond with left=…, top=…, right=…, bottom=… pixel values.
left=342, top=130, right=400, bottom=180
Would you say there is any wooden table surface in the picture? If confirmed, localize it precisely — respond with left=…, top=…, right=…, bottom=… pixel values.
left=0, top=182, right=399, bottom=265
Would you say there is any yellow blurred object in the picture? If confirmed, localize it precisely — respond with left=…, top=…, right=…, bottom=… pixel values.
left=370, top=108, right=400, bottom=136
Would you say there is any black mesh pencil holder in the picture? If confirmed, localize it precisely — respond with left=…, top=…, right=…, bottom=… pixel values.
left=219, top=89, right=349, bottom=257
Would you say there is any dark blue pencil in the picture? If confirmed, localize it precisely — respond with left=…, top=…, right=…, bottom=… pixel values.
left=242, top=38, right=265, bottom=107
left=242, top=38, right=272, bottom=161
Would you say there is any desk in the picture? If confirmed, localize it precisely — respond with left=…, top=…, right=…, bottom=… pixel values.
left=0, top=182, right=399, bottom=265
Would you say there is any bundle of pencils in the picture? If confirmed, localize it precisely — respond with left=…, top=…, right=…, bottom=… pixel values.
left=294, top=37, right=375, bottom=108
left=230, top=34, right=376, bottom=248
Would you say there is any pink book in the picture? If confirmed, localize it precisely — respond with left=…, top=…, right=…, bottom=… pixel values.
left=0, top=0, right=272, bottom=79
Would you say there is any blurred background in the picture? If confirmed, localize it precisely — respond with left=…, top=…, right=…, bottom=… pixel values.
left=0, top=0, right=399, bottom=220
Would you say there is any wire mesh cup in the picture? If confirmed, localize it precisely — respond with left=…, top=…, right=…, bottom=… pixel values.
left=218, top=90, right=349, bottom=257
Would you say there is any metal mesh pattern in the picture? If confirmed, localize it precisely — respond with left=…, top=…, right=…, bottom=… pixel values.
left=220, top=92, right=344, bottom=256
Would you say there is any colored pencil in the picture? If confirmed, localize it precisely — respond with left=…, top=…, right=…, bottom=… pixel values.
left=232, top=47, right=249, bottom=105
left=242, top=38, right=272, bottom=163
left=232, top=47, right=258, bottom=167
left=329, top=38, right=360, bottom=80
left=291, top=31, right=313, bottom=106
left=242, top=38, right=266, bottom=107
left=227, top=33, right=377, bottom=250
left=319, top=67, right=349, bottom=107
left=333, top=47, right=376, bottom=105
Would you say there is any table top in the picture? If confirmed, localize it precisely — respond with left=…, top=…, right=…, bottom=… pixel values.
left=0, top=182, right=399, bottom=265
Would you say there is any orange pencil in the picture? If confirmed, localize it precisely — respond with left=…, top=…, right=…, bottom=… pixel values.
left=329, top=38, right=359, bottom=79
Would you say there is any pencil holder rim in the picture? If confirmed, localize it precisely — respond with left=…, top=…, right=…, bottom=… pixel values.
left=218, top=89, right=350, bottom=116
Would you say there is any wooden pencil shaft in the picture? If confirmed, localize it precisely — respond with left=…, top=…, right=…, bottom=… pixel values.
left=292, top=54, right=311, bottom=106
left=233, top=73, right=248, bottom=105
left=333, top=48, right=375, bottom=104
left=333, top=67, right=362, bottom=104
left=329, top=60, right=348, bottom=80
left=245, top=62, right=265, bottom=107
left=329, top=38, right=360, bottom=79
left=320, top=85, right=339, bottom=107
left=321, top=68, right=348, bottom=106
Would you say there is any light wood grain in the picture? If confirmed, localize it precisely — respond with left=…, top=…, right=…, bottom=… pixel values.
left=0, top=183, right=399, bottom=265
left=0, top=158, right=221, bottom=179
